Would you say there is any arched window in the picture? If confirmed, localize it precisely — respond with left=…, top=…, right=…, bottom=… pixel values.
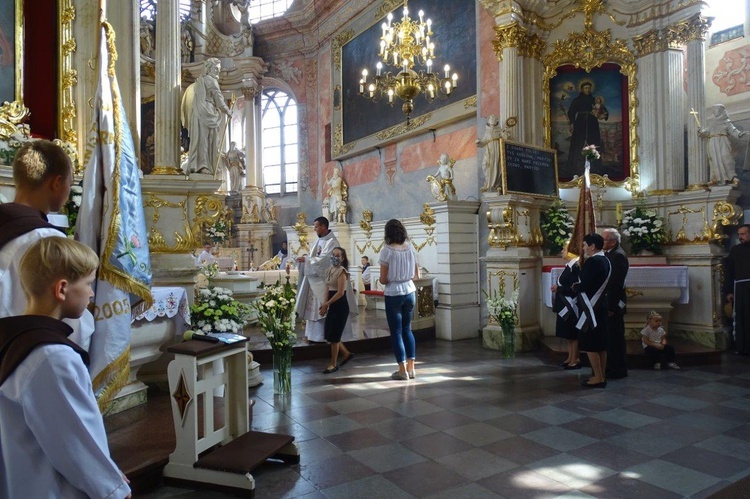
left=248, top=0, right=295, bottom=23
left=261, top=89, right=298, bottom=195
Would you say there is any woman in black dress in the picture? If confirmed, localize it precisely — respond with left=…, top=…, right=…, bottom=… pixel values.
left=551, top=250, right=581, bottom=369
left=319, top=247, right=353, bottom=374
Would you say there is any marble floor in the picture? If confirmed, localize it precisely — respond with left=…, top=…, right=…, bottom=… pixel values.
left=137, top=331, right=750, bottom=499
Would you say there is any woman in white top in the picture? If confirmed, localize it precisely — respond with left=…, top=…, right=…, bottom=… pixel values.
left=379, top=219, right=420, bottom=380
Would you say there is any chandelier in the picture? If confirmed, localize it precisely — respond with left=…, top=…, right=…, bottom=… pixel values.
left=358, top=1, right=458, bottom=124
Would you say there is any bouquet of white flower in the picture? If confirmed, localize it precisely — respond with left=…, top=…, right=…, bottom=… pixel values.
left=484, top=289, right=518, bottom=331
left=189, top=286, right=251, bottom=334
left=253, top=280, right=298, bottom=353
left=541, top=200, right=574, bottom=256
left=208, top=219, right=228, bottom=244
left=621, top=205, right=666, bottom=255
left=581, top=144, right=600, bottom=161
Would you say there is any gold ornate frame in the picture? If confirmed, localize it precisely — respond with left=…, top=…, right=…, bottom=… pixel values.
left=542, top=10, right=640, bottom=194
left=0, top=0, right=27, bottom=140
left=58, top=1, right=77, bottom=148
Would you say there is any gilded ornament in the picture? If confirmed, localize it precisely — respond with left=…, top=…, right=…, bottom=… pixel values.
left=332, top=123, right=356, bottom=157
left=419, top=203, right=436, bottom=227
left=463, top=96, right=477, bottom=109
left=58, top=1, right=78, bottom=162
left=416, top=283, right=434, bottom=318
left=376, top=0, right=403, bottom=21
left=0, top=101, right=30, bottom=141
left=359, top=210, right=373, bottom=238
left=542, top=18, right=640, bottom=195
left=711, top=201, right=741, bottom=243
left=375, top=113, right=432, bottom=141
left=332, top=30, right=355, bottom=72
left=665, top=205, right=710, bottom=244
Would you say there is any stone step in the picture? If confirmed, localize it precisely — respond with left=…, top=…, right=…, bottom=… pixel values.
left=540, top=336, right=723, bottom=368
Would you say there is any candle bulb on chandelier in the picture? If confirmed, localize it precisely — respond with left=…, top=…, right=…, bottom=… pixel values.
left=426, top=59, right=432, bottom=71
left=388, top=88, right=394, bottom=103
left=361, top=68, right=368, bottom=83
left=376, top=62, right=382, bottom=77
left=381, top=22, right=387, bottom=37
left=429, top=42, right=435, bottom=57
left=445, top=80, right=452, bottom=94
left=444, top=65, right=450, bottom=78
left=387, top=12, right=393, bottom=27
left=380, top=40, right=386, bottom=56
left=368, top=83, right=375, bottom=98
left=452, top=73, right=458, bottom=88
left=359, top=79, right=364, bottom=93
left=418, top=10, right=424, bottom=22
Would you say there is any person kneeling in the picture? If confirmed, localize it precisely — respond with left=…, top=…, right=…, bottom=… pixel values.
left=641, top=311, right=679, bottom=370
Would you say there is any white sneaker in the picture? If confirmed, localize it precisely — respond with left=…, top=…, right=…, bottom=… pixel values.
left=654, top=363, right=661, bottom=370
left=667, top=362, right=680, bottom=370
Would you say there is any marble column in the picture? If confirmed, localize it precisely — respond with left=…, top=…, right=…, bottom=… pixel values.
left=153, top=0, right=182, bottom=175
left=499, top=46, right=522, bottom=141
left=190, top=0, right=205, bottom=61
left=686, top=29, right=709, bottom=189
left=635, top=52, right=659, bottom=192
left=661, top=48, right=686, bottom=192
left=242, top=88, right=259, bottom=187
left=109, top=0, right=141, bottom=162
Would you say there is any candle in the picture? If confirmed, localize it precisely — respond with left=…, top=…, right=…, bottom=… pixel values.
left=444, top=65, right=450, bottom=78
left=376, top=62, right=382, bottom=76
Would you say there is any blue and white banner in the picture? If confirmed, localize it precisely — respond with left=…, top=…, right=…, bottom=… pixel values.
left=77, top=21, right=152, bottom=411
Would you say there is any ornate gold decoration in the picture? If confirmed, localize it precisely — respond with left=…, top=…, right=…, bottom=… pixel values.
left=332, top=29, right=355, bottom=72
left=375, top=113, right=432, bottom=140
left=359, top=210, right=374, bottom=238
left=684, top=14, right=712, bottom=43
left=0, top=101, right=30, bottom=141
left=376, top=0, right=403, bottom=20
left=293, top=212, right=310, bottom=252
left=416, top=283, right=434, bottom=318
left=463, top=96, right=477, bottom=108
left=332, top=123, right=356, bottom=157
left=419, top=203, right=436, bottom=227
left=487, top=206, right=517, bottom=249
left=633, top=29, right=661, bottom=57
left=542, top=5, right=640, bottom=195
left=711, top=201, right=741, bottom=243
left=58, top=1, right=78, bottom=153
left=665, top=205, right=711, bottom=244
left=333, top=84, right=342, bottom=111
left=493, top=22, right=546, bottom=62
left=625, top=288, right=644, bottom=299
left=634, top=14, right=712, bottom=58
left=558, top=172, right=632, bottom=190
left=143, top=194, right=187, bottom=224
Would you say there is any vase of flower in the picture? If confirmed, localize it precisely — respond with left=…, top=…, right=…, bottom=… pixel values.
left=272, top=349, right=292, bottom=394
left=502, top=324, right=515, bottom=359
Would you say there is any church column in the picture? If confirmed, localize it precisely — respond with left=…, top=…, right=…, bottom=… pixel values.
left=109, top=0, right=141, bottom=161
left=190, top=0, right=206, bottom=61
left=494, top=22, right=526, bottom=142
left=242, top=87, right=260, bottom=188
left=685, top=15, right=711, bottom=190
left=662, top=45, right=686, bottom=192
left=152, top=0, right=182, bottom=175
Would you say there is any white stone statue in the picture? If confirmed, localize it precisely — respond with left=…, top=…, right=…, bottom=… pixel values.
left=476, top=114, right=503, bottom=192
left=263, top=198, right=276, bottom=223
left=180, top=22, right=194, bottom=63
left=140, top=19, right=155, bottom=59
left=698, top=104, right=750, bottom=185
left=427, top=153, right=457, bottom=201
left=225, top=141, right=245, bottom=193
left=324, top=166, right=348, bottom=222
left=181, top=58, right=232, bottom=175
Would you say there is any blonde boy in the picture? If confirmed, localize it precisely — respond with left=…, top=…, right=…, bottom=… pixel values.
left=0, top=238, right=131, bottom=498
left=641, top=311, right=679, bottom=370
left=0, top=140, right=95, bottom=351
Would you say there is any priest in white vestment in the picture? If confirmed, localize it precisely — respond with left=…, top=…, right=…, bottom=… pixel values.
left=295, top=216, right=353, bottom=342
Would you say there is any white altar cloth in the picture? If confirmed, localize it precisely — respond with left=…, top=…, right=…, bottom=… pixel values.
left=132, top=286, right=190, bottom=336
left=542, top=265, right=689, bottom=307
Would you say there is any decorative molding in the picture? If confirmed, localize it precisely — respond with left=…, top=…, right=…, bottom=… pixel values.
left=463, top=96, right=477, bottom=108
left=332, top=29, right=355, bottom=72
left=0, top=101, right=30, bottom=141
left=375, top=113, right=432, bottom=141
left=58, top=1, right=78, bottom=152
left=332, top=123, right=356, bottom=157
left=375, top=0, right=403, bottom=21
left=306, top=59, right=317, bottom=88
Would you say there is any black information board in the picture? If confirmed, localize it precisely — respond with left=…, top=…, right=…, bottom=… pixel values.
left=500, top=140, right=559, bottom=198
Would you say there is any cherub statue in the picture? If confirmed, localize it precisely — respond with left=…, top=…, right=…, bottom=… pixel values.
left=427, top=152, right=457, bottom=201
left=698, top=104, right=750, bottom=185
left=324, top=166, right=348, bottom=223
left=263, top=198, right=276, bottom=223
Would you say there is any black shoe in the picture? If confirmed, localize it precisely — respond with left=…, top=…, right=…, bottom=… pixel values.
left=560, top=361, right=570, bottom=368
left=322, top=366, right=339, bottom=374
left=581, top=380, right=607, bottom=388
left=564, top=363, right=582, bottom=370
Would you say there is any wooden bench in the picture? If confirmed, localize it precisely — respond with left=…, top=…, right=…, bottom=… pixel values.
left=163, top=339, right=299, bottom=496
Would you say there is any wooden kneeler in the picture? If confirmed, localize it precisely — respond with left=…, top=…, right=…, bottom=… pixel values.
left=163, top=339, right=300, bottom=495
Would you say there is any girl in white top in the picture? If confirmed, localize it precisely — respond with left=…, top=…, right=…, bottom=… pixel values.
left=379, top=219, right=420, bottom=380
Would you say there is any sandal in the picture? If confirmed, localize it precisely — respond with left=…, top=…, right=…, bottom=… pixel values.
left=322, top=366, right=339, bottom=374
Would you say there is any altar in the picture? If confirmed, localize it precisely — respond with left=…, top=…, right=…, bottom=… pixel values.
left=542, top=264, right=690, bottom=338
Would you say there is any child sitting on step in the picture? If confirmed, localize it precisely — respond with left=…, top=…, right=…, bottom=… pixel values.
left=641, top=311, right=680, bottom=370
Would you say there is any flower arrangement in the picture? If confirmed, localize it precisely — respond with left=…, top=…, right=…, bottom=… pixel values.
left=253, top=280, right=298, bottom=353
left=484, top=289, right=518, bottom=331
left=621, top=204, right=666, bottom=255
left=253, top=280, right=298, bottom=394
left=63, top=181, right=83, bottom=236
left=540, top=200, right=574, bottom=256
left=189, top=286, right=251, bottom=334
left=198, top=262, right=220, bottom=283
left=581, top=144, right=600, bottom=161
left=207, top=219, right=228, bottom=245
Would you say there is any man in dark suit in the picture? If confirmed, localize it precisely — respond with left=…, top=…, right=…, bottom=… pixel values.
left=603, top=228, right=629, bottom=379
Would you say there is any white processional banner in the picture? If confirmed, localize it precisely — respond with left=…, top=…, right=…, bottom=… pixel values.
left=77, top=21, right=153, bottom=412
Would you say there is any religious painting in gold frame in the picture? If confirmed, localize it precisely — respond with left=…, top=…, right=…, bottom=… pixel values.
left=542, top=21, right=640, bottom=193
left=0, top=0, right=22, bottom=105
